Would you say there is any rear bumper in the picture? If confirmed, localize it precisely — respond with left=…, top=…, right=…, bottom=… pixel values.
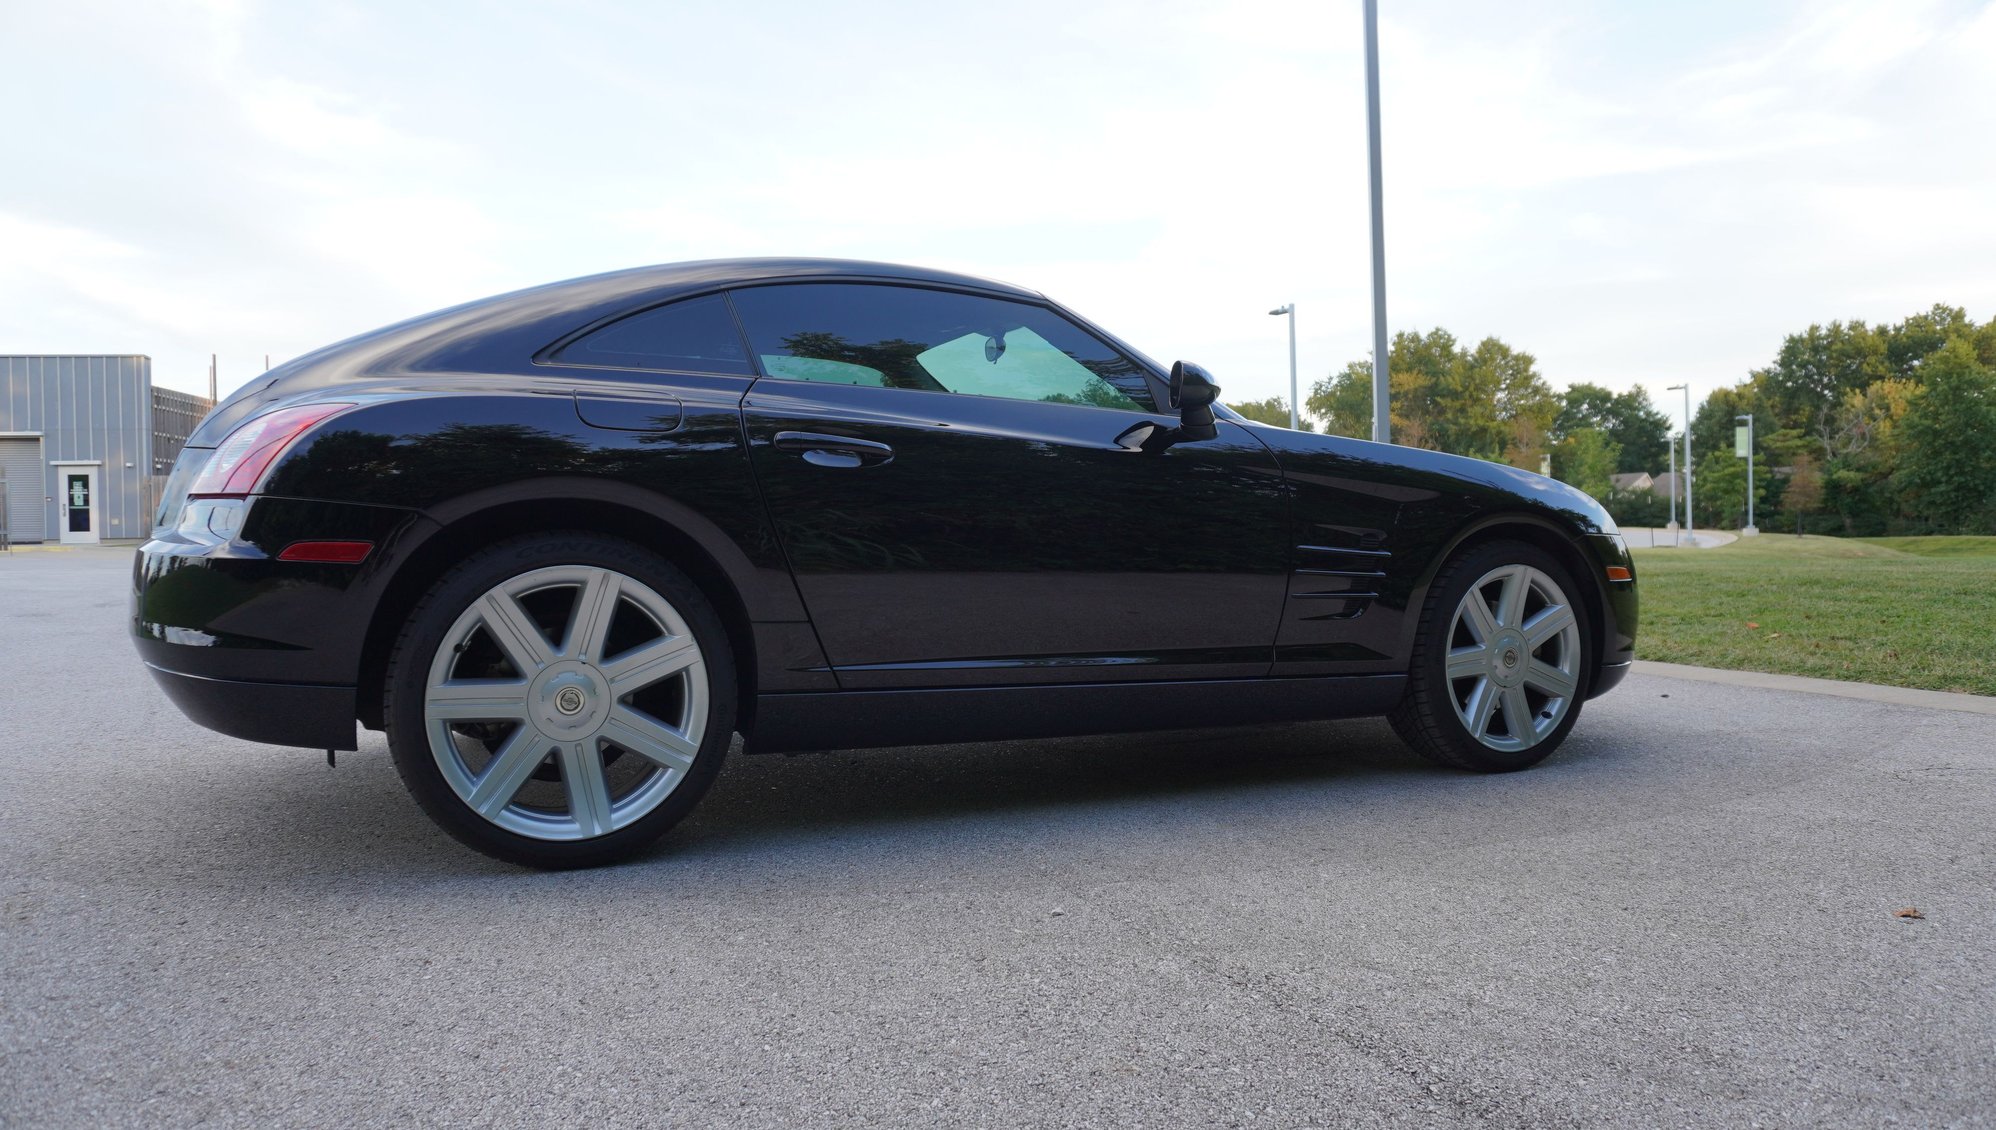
left=132, top=494, right=420, bottom=749
left=144, top=663, right=359, bottom=750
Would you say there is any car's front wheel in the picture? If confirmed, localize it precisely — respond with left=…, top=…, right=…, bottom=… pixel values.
left=383, top=533, right=735, bottom=867
left=1389, top=539, right=1591, bottom=772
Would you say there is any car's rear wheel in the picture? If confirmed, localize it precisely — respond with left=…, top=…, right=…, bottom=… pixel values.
left=1389, top=539, right=1591, bottom=772
left=384, top=533, right=734, bottom=868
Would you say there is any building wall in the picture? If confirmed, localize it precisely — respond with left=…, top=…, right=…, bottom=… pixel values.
left=151, top=387, right=214, bottom=475
left=0, top=355, right=153, bottom=542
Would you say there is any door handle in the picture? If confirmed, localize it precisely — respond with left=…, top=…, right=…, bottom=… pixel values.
left=772, top=431, right=895, bottom=468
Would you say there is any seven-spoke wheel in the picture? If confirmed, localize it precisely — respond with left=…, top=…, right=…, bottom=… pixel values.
left=385, top=534, right=733, bottom=867
left=1390, top=540, right=1592, bottom=772
left=1442, top=563, right=1582, bottom=753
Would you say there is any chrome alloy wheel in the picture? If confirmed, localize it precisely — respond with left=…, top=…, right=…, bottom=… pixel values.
left=423, top=565, right=709, bottom=841
left=1444, top=563, right=1582, bottom=753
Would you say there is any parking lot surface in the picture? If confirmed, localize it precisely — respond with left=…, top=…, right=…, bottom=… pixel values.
left=3, top=547, right=1992, bottom=1128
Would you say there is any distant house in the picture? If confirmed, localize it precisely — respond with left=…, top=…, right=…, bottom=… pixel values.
left=1605, top=470, right=1689, bottom=502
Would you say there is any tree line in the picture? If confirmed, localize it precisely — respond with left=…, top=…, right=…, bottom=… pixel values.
left=1233, top=305, right=1996, bottom=536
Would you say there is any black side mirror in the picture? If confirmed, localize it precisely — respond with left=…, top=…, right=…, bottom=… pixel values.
left=1169, top=361, right=1220, bottom=442
left=1119, top=362, right=1224, bottom=453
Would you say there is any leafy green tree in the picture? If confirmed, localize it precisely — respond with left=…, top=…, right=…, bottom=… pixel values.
left=1555, top=383, right=1671, bottom=473
left=1972, top=317, right=1996, bottom=368
left=1686, top=380, right=1773, bottom=530
left=1550, top=427, right=1618, bottom=500
left=1895, top=339, right=1996, bottom=532
left=1692, top=450, right=1757, bottom=529
left=1781, top=451, right=1824, bottom=534
left=1761, top=320, right=1890, bottom=438
left=1308, top=329, right=1556, bottom=464
left=1604, top=486, right=1669, bottom=528
left=1885, top=304, right=1975, bottom=376
left=1227, top=396, right=1316, bottom=431
left=1721, top=302, right=1996, bottom=535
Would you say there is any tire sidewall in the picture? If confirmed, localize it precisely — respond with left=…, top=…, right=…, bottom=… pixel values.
left=384, top=532, right=736, bottom=868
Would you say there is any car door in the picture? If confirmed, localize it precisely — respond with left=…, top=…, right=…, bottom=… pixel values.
left=731, top=281, right=1290, bottom=689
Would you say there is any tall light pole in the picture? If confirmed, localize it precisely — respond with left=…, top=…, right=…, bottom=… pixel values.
left=1269, top=304, right=1298, bottom=429
left=1666, top=432, right=1679, bottom=540
left=1363, top=0, right=1390, bottom=444
left=1667, top=383, right=1693, bottom=539
left=1736, top=413, right=1757, bottom=535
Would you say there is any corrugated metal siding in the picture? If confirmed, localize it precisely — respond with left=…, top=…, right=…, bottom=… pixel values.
left=0, top=356, right=153, bottom=541
left=151, top=388, right=215, bottom=475
left=0, top=437, right=46, bottom=542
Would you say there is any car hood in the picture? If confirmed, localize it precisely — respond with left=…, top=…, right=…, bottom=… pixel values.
left=1248, top=424, right=1619, bottom=537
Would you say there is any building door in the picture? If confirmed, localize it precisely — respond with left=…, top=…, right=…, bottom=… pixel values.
left=58, top=466, right=99, bottom=545
left=0, top=438, right=48, bottom=544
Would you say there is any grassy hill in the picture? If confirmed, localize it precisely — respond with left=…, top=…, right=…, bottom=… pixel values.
left=1628, top=534, right=1996, bottom=696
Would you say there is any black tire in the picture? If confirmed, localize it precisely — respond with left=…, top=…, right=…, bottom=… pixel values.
left=1388, top=538, right=1594, bottom=772
left=383, top=532, right=735, bottom=868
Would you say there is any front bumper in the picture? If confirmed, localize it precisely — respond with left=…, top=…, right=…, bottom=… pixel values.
left=1582, top=532, right=1638, bottom=698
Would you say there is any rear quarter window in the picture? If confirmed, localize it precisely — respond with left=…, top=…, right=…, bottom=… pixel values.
left=554, top=294, right=754, bottom=375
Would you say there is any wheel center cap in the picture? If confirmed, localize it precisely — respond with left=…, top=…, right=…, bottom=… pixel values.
left=531, top=663, right=610, bottom=737
left=1489, top=631, right=1529, bottom=689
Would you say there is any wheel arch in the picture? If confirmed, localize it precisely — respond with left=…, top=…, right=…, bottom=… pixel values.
left=1401, top=513, right=1613, bottom=685
left=356, top=483, right=762, bottom=736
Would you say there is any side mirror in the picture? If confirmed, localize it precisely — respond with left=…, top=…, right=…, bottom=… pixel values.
left=1169, top=361, right=1220, bottom=442
left=1120, top=362, right=1224, bottom=453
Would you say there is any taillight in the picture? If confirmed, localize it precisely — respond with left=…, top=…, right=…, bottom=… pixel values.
left=188, top=403, right=353, bottom=497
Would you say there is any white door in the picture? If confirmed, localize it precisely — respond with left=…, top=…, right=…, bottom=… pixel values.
left=58, top=466, right=100, bottom=545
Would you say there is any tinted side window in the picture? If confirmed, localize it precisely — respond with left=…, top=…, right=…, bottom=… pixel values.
left=729, top=283, right=1154, bottom=411
left=555, top=294, right=753, bottom=375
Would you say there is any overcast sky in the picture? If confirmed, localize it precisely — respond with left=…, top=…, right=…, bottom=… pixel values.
left=3, top=0, right=1991, bottom=428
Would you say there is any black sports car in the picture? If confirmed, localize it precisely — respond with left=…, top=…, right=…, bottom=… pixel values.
left=134, top=258, right=1637, bottom=867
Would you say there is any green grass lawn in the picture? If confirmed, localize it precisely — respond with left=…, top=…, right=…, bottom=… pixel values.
left=1628, top=534, right=1996, bottom=697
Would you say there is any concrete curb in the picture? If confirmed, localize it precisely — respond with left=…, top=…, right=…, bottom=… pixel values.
left=1633, top=659, right=1996, bottom=716
left=1, top=541, right=140, bottom=555
left=1620, top=527, right=1740, bottom=549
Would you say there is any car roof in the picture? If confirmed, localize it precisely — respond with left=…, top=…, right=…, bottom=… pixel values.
left=542, top=257, right=1044, bottom=302
left=271, top=258, right=1045, bottom=381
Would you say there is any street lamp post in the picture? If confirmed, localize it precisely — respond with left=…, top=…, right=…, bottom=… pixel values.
left=1666, top=433, right=1679, bottom=540
left=1363, top=0, right=1390, bottom=444
left=1736, top=413, right=1758, bottom=535
left=1269, top=304, right=1297, bottom=429
left=1667, top=384, right=1693, bottom=541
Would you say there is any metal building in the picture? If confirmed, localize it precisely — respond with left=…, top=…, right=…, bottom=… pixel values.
left=1, top=355, right=155, bottom=545
left=151, top=387, right=215, bottom=477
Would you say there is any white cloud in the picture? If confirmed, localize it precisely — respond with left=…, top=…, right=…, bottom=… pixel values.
left=0, top=0, right=1988, bottom=429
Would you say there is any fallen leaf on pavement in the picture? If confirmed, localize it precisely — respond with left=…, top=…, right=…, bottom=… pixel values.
left=1895, top=908, right=1924, bottom=920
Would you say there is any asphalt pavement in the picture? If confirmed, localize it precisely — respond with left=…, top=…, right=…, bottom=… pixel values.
left=3, top=546, right=1992, bottom=1128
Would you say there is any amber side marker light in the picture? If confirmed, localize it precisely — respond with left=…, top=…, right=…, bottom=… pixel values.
left=1604, top=566, right=1633, bottom=582
left=277, top=540, right=374, bottom=564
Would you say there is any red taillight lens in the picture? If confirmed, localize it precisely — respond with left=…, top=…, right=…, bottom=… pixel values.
left=188, top=403, right=353, bottom=497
